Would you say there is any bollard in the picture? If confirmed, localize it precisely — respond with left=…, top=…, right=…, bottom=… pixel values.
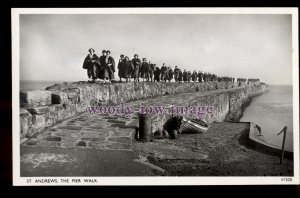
left=138, top=113, right=152, bottom=141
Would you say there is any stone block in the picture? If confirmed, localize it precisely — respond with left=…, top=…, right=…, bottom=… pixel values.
left=20, top=90, right=52, bottom=107
left=20, top=108, right=32, bottom=138
left=26, top=106, right=51, bottom=115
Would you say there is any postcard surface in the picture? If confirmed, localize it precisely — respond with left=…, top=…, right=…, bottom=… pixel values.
left=12, top=8, right=299, bottom=185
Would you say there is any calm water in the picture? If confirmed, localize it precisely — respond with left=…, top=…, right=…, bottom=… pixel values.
left=240, top=85, right=293, bottom=151
left=20, top=80, right=64, bottom=91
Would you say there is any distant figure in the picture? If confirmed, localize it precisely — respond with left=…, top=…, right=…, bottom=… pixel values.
left=132, top=54, right=141, bottom=82
left=149, top=63, right=155, bottom=82
left=117, top=54, right=126, bottom=82
left=197, top=71, right=203, bottom=82
left=174, top=66, right=179, bottom=82
left=160, top=63, right=167, bottom=82
left=154, top=67, right=161, bottom=82
left=183, top=69, right=187, bottom=82
left=140, top=58, right=149, bottom=82
left=106, top=50, right=115, bottom=82
left=124, top=56, right=134, bottom=82
left=82, top=48, right=100, bottom=83
left=167, top=66, right=173, bottom=83
left=187, top=71, right=191, bottom=82
left=99, top=50, right=110, bottom=83
left=191, top=70, right=197, bottom=82
left=178, top=69, right=183, bottom=82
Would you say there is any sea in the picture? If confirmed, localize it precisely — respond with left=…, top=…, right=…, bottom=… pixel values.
left=20, top=80, right=64, bottom=91
left=240, top=85, right=294, bottom=151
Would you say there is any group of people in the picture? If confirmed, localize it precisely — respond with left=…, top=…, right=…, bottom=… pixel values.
left=83, top=48, right=116, bottom=83
left=83, top=48, right=258, bottom=84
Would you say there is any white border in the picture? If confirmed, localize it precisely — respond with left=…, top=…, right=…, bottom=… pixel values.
left=12, top=8, right=299, bottom=186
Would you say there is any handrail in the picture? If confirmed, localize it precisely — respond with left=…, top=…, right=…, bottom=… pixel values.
left=277, top=126, right=287, bottom=165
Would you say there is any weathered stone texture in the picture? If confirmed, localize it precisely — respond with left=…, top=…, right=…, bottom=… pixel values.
left=20, top=90, right=52, bottom=107
left=19, top=81, right=268, bottom=138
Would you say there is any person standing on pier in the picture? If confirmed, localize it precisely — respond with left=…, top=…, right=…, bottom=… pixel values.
left=140, top=58, right=149, bottom=82
left=117, top=54, right=126, bottom=82
left=154, top=66, right=161, bottom=82
left=183, top=69, right=187, bottom=82
left=197, top=71, right=203, bottom=82
left=178, top=69, right=183, bottom=83
left=124, top=56, right=134, bottom=82
left=167, top=66, right=173, bottom=83
left=82, top=48, right=100, bottom=83
left=187, top=70, right=191, bottom=82
left=192, top=70, right=197, bottom=82
left=132, top=54, right=141, bottom=82
left=106, top=50, right=115, bottom=83
left=98, top=50, right=110, bottom=83
left=174, top=66, right=179, bottom=82
left=149, top=63, right=155, bottom=82
left=160, top=63, right=167, bottom=82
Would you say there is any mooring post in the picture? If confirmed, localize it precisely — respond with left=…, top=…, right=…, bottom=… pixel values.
left=277, top=126, right=287, bottom=165
left=138, top=113, right=152, bottom=141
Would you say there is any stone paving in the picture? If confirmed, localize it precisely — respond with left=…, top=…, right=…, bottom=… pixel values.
left=22, top=86, right=246, bottom=152
left=22, top=113, right=136, bottom=151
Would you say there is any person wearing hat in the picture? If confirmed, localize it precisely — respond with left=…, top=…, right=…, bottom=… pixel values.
left=99, top=50, right=110, bottom=83
left=82, top=48, right=100, bottom=83
left=131, top=54, right=141, bottom=82
left=124, top=56, right=134, bottom=82
left=106, top=50, right=115, bottom=83
left=140, top=58, right=150, bottom=82
left=118, top=54, right=126, bottom=82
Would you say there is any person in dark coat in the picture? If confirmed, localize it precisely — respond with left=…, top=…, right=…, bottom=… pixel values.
left=191, top=70, right=197, bottom=82
left=197, top=71, right=203, bottom=82
left=131, top=54, right=141, bottom=82
left=106, top=50, right=115, bottom=82
left=82, top=48, right=100, bottom=82
left=154, top=67, right=161, bottom=82
left=124, top=56, right=134, bottom=82
left=160, top=63, right=167, bottom=82
left=183, top=69, right=187, bottom=82
left=149, top=63, right=155, bottom=82
left=117, top=54, right=126, bottom=82
left=187, top=71, right=191, bottom=82
left=140, top=58, right=149, bottom=82
left=167, top=67, right=173, bottom=83
left=174, top=66, right=179, bottom=82
left=99, top=50, right=110, bottom=83
left=178, top=69, right=183, bottom=82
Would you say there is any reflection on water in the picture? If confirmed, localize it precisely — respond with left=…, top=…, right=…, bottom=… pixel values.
left=240, top=85, right=293, bottom=151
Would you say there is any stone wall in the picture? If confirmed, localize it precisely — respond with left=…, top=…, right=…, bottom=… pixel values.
left=19, top=81, right=267, bottom=139
left=143, top=84, right=268, bottom=134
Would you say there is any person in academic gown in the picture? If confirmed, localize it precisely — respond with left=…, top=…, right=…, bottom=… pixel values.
left=82, top=48, right=100, bottom=82
left=99, top=50, right=110, bottom=83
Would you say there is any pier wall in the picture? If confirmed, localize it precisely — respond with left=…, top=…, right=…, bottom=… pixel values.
left=19, top=81, right=268, bottom=138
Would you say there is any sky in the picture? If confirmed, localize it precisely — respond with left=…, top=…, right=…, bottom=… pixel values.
left=20, top=14, right=293, bottom=84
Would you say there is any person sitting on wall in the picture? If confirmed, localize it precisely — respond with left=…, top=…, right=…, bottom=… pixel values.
left=82, top=48, right=100, bottom=83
